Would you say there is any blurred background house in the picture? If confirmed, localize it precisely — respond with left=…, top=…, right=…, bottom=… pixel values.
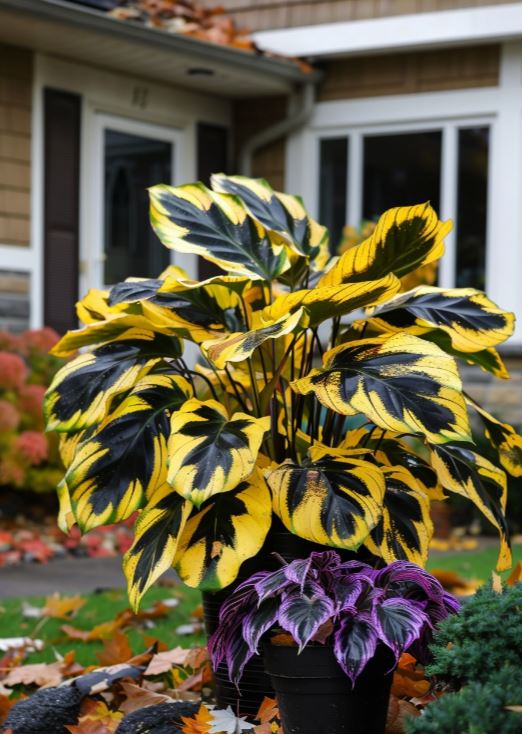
left=1, top=0, right=522, bottom=421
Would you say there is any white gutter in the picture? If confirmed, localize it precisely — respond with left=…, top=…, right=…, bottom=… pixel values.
left=253, top=3, right=522, bottom=58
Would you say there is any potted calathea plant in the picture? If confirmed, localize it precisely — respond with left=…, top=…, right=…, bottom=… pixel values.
left=45, top=174, right=520, bottom=714
left=209, top=551, right=460, bottom=734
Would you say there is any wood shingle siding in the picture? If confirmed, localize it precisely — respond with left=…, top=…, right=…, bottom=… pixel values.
left=318, top=45, right=500, bottom=101
left=0, top=44, right=32, bottom=247
left=214, top=0, right=522, bottom=32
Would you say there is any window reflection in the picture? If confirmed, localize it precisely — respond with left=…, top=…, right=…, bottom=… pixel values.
left=319, top=137, right=348, bottom=251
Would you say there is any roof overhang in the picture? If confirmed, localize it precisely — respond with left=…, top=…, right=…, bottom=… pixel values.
left=0, top=0, right=316, bottom=97
left=254, top=2, right=522, bottom=59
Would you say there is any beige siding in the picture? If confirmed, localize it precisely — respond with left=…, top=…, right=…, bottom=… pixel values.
left=233, top=95, right=288, bottom=190
left=318, top=45, right=500, bottom=101
left=215, top=0, right=522, bottom=32
left=0, top=44, right=32, bottom=247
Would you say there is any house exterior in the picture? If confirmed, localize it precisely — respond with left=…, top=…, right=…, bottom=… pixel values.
left=1, top=0, right=522, bottom=420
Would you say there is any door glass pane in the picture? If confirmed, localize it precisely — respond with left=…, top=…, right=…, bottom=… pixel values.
left=319, top=137, right=348, bottom=251
left=362, top=131, right=442, bottom=221
left=455, top=127, right=489, bottom=289
left=104, top=129, right=171, bottom=284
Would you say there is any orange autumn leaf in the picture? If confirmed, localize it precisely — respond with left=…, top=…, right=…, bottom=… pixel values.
left=181, top=704, right=213, bottom=734
left=95, top=630, right=132, bottom=666
left=0, top=694, right=14, bottom=725
left=507, top=561, right=522, bottom=586
left=62, top=619, right=119, bottom=642
left=66, top=720, right=115, bottom=734
left=118, top=681, right=176, bottom=715
left=145, top=647, right=190, bottom=676
left=2, top=662, right=64, bottom=688
left=256, top=697, right=279, bottom=724
left=386, top=695, right=420, bottom=734
left=42, top=593, right=86, bottom=619
left=79, top=699, right=123, bottom=726
left=391, top=653, right=430, bottom=699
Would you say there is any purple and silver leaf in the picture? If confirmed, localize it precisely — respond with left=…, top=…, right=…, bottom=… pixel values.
left=225, top=632, right=255, bottom=685
left=242, top=596, right=280, bottom=654
left=255, top=567, right=294, bottom=604
left=278, top=581, right=336, bottom=651
left=333, top=612, right=378, bottom=685
left=375, top=561, right=445, bottom=603
left=284, top=557, right=314, bottom=589
left=375, top=597, right=428, bottom=662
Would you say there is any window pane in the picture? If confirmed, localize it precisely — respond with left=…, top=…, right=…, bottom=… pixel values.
left=456, top=127, right=489, bottom=289
left=362, top=131, right=442, bottom=221
left=319, top=137, right=348, bottom=250
left=104, top=129, right=171, bottom=284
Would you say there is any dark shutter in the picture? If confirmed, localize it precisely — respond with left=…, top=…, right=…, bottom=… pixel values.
left=43, top=88, right=81, bottom=334
left=196, top=123, right=229, bottom=280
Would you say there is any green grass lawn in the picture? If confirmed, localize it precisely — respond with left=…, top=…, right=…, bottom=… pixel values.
left=427, top=542, right=522, bottom=582
left=0, top=584, right=205, bottom=667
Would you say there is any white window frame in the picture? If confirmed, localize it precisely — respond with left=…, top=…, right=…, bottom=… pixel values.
left=310, top=116, right=494, bottom=290
left=83, top=112, right=185, bottom=295
left=285, top=42, right=522, bottom=344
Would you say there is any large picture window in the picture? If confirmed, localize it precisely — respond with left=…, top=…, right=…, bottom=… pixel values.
left=318, top=124, right=490, bottom=290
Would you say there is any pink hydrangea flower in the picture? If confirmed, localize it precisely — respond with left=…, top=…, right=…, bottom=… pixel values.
left=0, top=399, right=20, bottom=432
left=13, top=430, right=48, bottom=466
left=18, top=384, right=46, bottom=423
left=20, top=328, right=60, bottom=354
left=0, top=352, right=28, bottom=390
left=0, top=458, right=25, bottom=486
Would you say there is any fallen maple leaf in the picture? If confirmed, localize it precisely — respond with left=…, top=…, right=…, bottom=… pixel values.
left=0, top=694, right=14, bottom=725
left=62, top=619, right=119, bottom=642
left=42, top=593, right=86, bottom=619
left=507, top=561, right=522, bottom=586
left=118, top=681, right=177, bottom=715
left=95, top=630, right=132, bottom=667
left=74, top=699, right=122, bottom=733
left=2, top=662, right=63, bottom=688
left=391, top=653, right=430, bottom=699
left=181, top=703, right=213, bottom=734
left=208, top=706, right=252, bottom=734
left=145, top=647, right=190, bottom=676
left=254, top=697, right=282, bottom=734
left=386, top=695, right=420, bottom=734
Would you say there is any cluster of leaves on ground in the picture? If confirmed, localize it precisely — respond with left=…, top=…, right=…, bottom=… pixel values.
left=0, top=328, right=65, bottom=495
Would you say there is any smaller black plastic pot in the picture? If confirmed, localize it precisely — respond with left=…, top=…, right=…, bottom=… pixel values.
left=263, top=641, right=395, bottom=734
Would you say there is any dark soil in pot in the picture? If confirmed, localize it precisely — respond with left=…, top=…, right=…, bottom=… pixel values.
left=202, top=520, right=371, bottom=716
left=263, top=641, right=395, bottom=734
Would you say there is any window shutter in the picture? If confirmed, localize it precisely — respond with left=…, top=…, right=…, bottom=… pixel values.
left=43, top=88, right=81, bottom=334
left=196, top=123, right=229, bottom=280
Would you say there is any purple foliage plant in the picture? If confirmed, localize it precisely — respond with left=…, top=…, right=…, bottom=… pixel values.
left=208, top=551, right=459, bottom=686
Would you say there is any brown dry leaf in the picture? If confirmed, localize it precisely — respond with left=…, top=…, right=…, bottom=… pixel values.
left=386, top=696, right=420, bottom=734
left=269, top=633, right=295, bottom=647
left=145, top=647, right=189, bottom=676
left=2, top=662, right=63, bottom=688
left=507, top=561, right=522, bottom=586
left=491, top=571, right=503, bottom=593
left=391, top=653, right=430, bottom=699
left=42, top=593, right=86, bottom=620
left=66, top=720, right=115, bottom=734
left=76, top=699, right=122, bottom=733
left=62, top=620, right=119, bottom=642
left=430, top=569, right=479, bottom=595
left=95, top=631, right=132, bottom=667
left=184, top=647, right=208, bottom=671
left=143, top=636, right=168, bottom=652
left=118, top=681, right=175, bottom=715
left=0, top=694, right=14, bottom=725
left=505, top=705, right=522, bottom=713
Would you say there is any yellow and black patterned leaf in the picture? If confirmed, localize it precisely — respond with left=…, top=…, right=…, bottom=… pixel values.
left=44, top=335, right=180, bottom=433
left=267, top=446, right=385, bottom=550
left=211, top=173, right=329, bottom=262
left=57, top=480, right=74, bottom=533
left=292, top=333, right=470, bottom=444
left=467, top=397, right=522, bottom=477
left=123, top=483, right=192, bottom=610
left=319, top=204, right=450, bottom=286
left=430, top=444, right=511, bottom=570
left=202, top=308, right=303, bottom=369
left=370, top=287, right=514, bottom=352
left=167, top=399, right=270, bottom=507
left=420, top=331, right=509, bottom=380
left=65, top=374, right=192, bottom=532
left=364, top=466, right=433, bottom=566
left=174, top=468, right=271, bottom=591
left=261, top=276, right=400, bottom=328
left=149, top=183, right=289, bottom=280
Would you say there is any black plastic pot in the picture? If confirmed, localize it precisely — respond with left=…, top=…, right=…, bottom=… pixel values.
left=263, top=642, right=395, bottom=734
left=202, top=519, right=373, bottom=716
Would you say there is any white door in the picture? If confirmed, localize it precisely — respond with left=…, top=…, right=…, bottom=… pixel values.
left=81, top=114, right=184, bottom=294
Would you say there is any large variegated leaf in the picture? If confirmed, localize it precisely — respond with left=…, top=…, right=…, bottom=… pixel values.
left=123, top=483, right=192, bottom=610
left=364, top=466, right=433, bottom=566
left=467, top=397, right=522, bottom=477
left=174, top=469, right=271, bottom=590
left=202, top=308, right=303, bottom=369
left=211, top=173, right=329, bottom=262
left=292, top=333, right=470, bottom=444
left=65, top=374, right=192, bottom=532
left=421, top=331, right=509, bottom=380
left=51, top=311, right=184, bottom=358
left=261, top=276, right=401, bottom=328
left=149, top=183, right=289, bottom=280
left=167, top=399, right=270, bottom=507
left=430, top=444, right=511, bottom=570
left=44, top=335, right=180, bottom=433
left=267, top=447, right=385, bottom=550
left=319, top=204, right=450, bottom=286
left=370, top=287, right=514, bottom=352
